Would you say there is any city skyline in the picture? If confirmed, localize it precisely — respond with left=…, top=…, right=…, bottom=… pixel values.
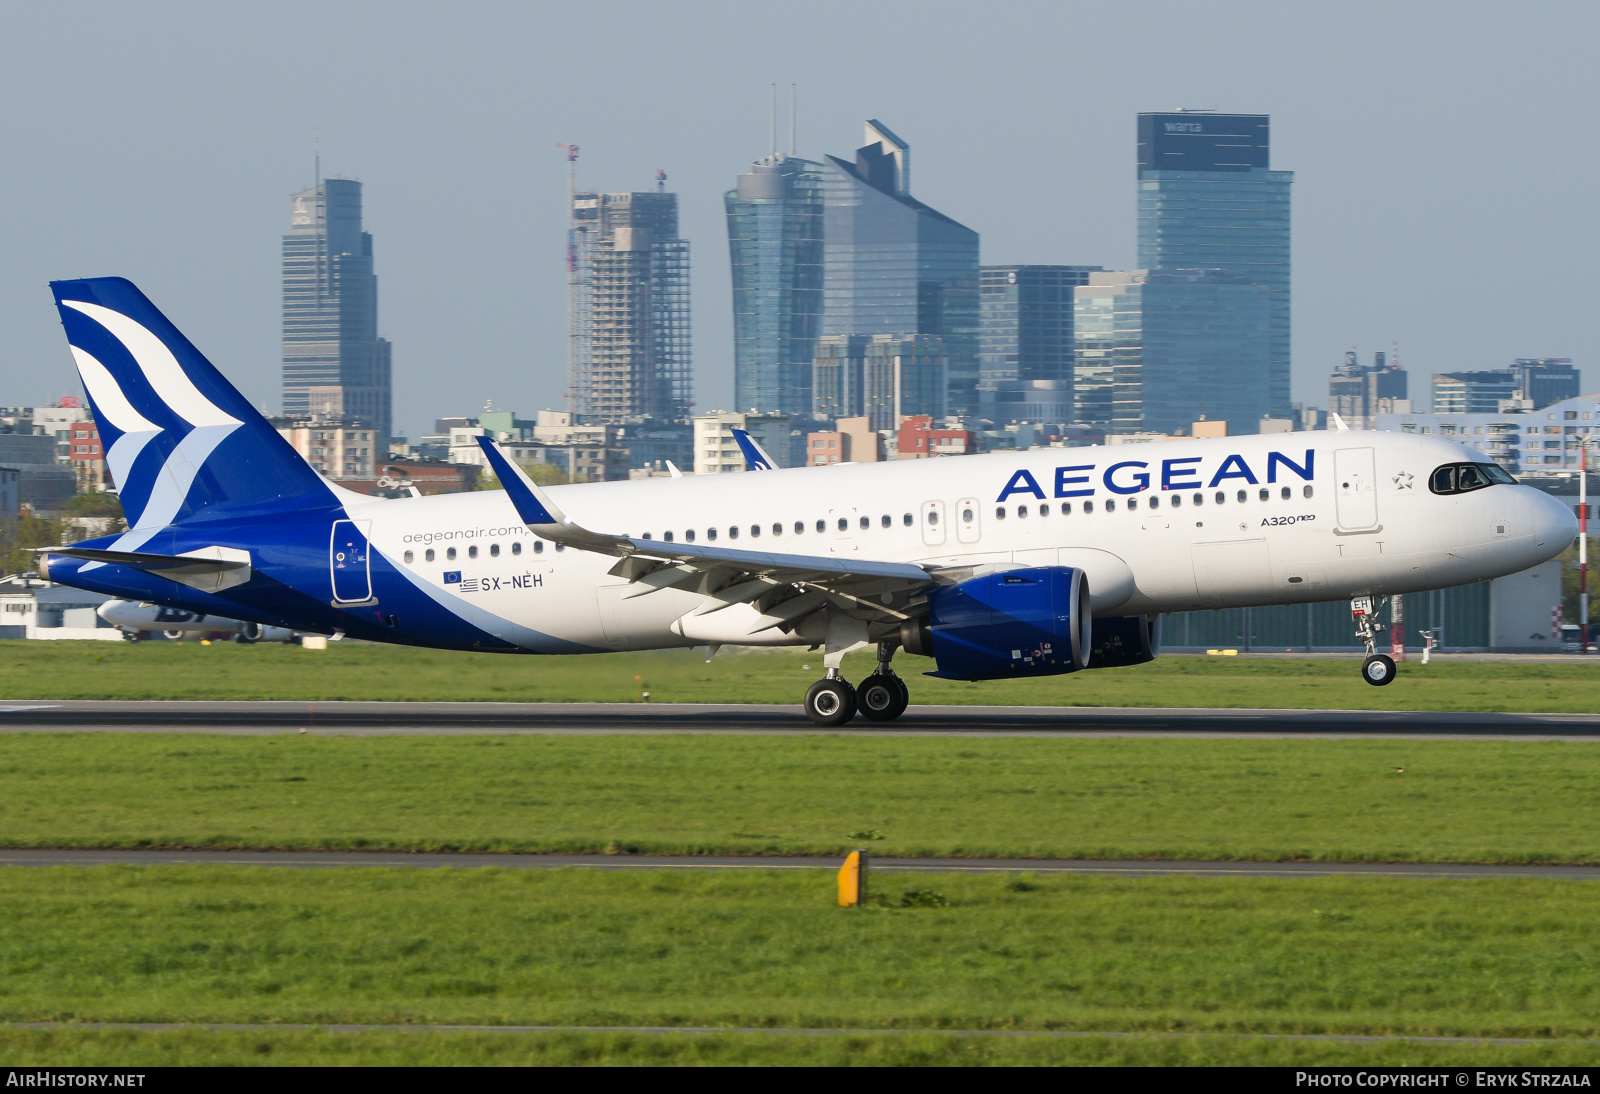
left=0, top=2, right=1594, bottom=442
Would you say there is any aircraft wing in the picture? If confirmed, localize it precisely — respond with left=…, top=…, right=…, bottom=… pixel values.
left=476, top=437, right=936, bottom=629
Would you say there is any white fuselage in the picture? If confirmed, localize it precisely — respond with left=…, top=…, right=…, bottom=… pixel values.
left=335, top=431, right=1576, bottom=653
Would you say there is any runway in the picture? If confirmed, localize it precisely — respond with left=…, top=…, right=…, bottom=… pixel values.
left=1, top=699, right=1599, bottom=739
left=1, top=847, right=1595, bottom=880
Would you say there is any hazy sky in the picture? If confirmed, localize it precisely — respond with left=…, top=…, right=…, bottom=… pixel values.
left=1, top=1, right=1595, bottom=440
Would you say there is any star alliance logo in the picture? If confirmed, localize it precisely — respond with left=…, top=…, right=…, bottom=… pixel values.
left=1393, top=471, right=1415, bottom=490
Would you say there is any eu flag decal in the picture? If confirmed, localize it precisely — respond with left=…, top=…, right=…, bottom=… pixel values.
left=443, top=571, right=462, bottom=584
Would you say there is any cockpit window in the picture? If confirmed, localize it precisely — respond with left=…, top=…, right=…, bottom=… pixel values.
left=1430, top=461, right=1517, bottom=495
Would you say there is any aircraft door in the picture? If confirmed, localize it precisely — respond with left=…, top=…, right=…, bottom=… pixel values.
left=1334, top=447, right=1380, bottom=531
left=921, top=500, right=947, bottom=546
left=330, top=519, right=373, bottom=603
left=956, top=497, right=982, bottom=543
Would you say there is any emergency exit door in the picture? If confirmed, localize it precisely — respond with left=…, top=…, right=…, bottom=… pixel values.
left=330, top=520, right=373, bottom=603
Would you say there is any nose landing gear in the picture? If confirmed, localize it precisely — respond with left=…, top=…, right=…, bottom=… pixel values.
left=1352, top=596, right=1397, bottom=687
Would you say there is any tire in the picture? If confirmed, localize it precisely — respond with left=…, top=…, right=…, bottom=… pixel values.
left=804, top=678, right=857, bottom=726
left=1362, top=654, right=1397, bottom=687
left=161, top=629, right=186, bottom=642
left=857, top=673, right=909, bottom=722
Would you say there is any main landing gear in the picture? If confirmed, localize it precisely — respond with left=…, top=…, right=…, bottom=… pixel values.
left=1352, top=595, right=1397, bottom=687
left=804, top=641, right=910, bottom=726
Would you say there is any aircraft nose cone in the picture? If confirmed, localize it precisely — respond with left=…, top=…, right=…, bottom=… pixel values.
left=1532, top=487, right=1578, bottom=550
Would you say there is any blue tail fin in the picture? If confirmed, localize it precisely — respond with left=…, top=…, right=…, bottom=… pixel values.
left=50, top=278, right=334, bottom=547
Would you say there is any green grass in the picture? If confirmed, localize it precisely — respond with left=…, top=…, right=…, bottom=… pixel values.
left=3, top=734, right=1600, bottom=862
left=5, top=1027, right=1597, bottom=1066
left=6, top=638, right=1600, bottom=711
left=0, top=867, right=1597, bottom=1052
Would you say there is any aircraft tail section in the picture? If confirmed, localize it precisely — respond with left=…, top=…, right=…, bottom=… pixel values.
left=50, top=278, right=335, bottom=548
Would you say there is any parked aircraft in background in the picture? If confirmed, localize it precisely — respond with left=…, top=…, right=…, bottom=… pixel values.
left=37, top=279, right=1576, bottom=723
left=97, top=599, right=295, bottom=643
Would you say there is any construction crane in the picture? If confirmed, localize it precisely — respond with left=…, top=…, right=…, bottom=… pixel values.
left=656, top=168, right=667, bottom=192
left=558, top=143, right=580, bottom=273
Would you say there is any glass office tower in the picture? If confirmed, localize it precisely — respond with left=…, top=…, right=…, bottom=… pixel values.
left=979, top=266, right=1102, bottom=383
left=282, top=178, right=392, bottom=448
left=1136, top=113, right=1292, bottom=419
left=821, top=121, right=979, bottom=418
left=726, top=155, right=824, bottom=416
left=1075, top=270, right=1271, bottom=436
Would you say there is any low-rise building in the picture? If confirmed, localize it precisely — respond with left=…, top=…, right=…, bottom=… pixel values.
left=272, top=416, right=381, bottom=479
left=1376, top=392, right=1600, bottom=475
left=895, top=416, right=976, bottom=459
left=694, top=411, right=795, bottom=474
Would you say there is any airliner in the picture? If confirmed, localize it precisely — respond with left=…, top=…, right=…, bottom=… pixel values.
left=37, top=278, right=1576, bottom=724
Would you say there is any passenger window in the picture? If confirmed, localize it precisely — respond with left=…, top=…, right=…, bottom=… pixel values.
left=859, top=515, right=869, bottom=530
left=1280, top=487, right=1291, bottom=500
left=447, top=547, right=457, bottom=560
left=1083, top=501, right=1094, bottom=513
left=772, top=523, right=782, bottom=536
left=1303, top=485, right=1314, bottom=498
left=686, top=530, right=696, bottom=542
left=512, top=541, right=522, bottom=555
left=555, top=543, right=565, bottom=552
left=404, top=550, right=414, bottom=563
left=816, top=520, right=826, bottom=533
left=1018, top=505, right=1028, bottom=519
left=881, top=514, right=891, bottom=528
left=1038, top=504, right=1049, bottom=517
left=708, top=528, right=718, bottom=540
left=1215, top=491, right=1225, bottom=504
left=750, top=525, right=760, bottom=538
left=1149, top=495, right=1159, bottom=509
left=1237, top=490, right=1248, bottom=503
left=837, top=518, right=848, bottom=532
left=1106, top=498, right=1115, bottom=512
left=963, top=507, right=974, bottom=522
left=468, top=545, right=478, bottom=559
left=664, top=532, right=674, bottom=542
left=1193, top=493, right=1203, bottom=506
left=641, top=533, right=652, bottom=540
left=927, top=511, right=939, bottom=526
left=1171, top=494, right=1181, bottom=508
left=793, top=521, right=803, bottom=534
left=533, top=542, right=544, bottom=554
left=903, top=513, right=913, bottom=526
left=1259, top=488, right=1270, bottom=502
left=727, top=526, right=738, bottom=539
left=995, top=506, right=1007, bottom=520
left=490, top=543, right=500, bottom=557
left=1061, top=502, right=1072, bottom=515
left=1127, top=497, right=1138, bottom=510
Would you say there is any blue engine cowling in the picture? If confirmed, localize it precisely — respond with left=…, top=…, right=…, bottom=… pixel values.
left=1084, top=614, right=1162, bottom=669
left=900, top=566, right=1090, bottom=681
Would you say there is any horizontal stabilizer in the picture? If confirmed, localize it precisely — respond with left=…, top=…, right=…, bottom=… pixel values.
left=42, top=544, right=252, bottom=593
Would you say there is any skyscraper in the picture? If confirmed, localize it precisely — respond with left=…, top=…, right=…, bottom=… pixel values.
left=1136, top=112, right=1292, bottom=418
left=726, top=155, right=824, bottom=416
left=567, top=188, right=692, bottom=424
left=281, top=178, right=392, bottom=449
left=1074, top=269, right=1271, bottom=436
left=978, top=265, right=1101, bottom=426
left=821, top=121, right=979, bottom=418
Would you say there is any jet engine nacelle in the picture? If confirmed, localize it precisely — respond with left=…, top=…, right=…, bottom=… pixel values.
left=1083, top=614, right=1162, bottom=669
left=900, top=566, right=1090, bottom=681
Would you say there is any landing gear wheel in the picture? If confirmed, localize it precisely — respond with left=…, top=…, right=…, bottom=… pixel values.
left=1362, top=654, right=1397, bottom=687
left=804, top=678, right=857, bottom=726
left=857, top=673, right=909, bottom=722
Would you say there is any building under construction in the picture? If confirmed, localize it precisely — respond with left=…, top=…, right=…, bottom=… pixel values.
left=567, top=186, right=692, bottom=424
